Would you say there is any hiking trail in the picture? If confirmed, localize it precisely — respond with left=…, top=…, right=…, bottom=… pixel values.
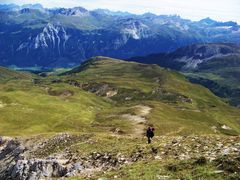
left=122, top=105, right=152, bottom=136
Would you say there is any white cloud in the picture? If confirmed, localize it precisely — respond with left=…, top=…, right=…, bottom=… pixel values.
left=1, top=0, right=240, bottom=23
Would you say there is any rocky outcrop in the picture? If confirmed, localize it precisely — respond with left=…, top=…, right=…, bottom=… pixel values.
left=0, top=139, right=26, bottom=179
left=0, top=134, right=128, bottom=179
left=0, top=136, right=76, bottom=179
left=67, top=80, right=118, bottom=98
left=1, top=134, right=239, bottom=179
left=8, top=159, right=67, bottom=179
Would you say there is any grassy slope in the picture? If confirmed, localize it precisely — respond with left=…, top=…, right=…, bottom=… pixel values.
left=1, top=60, right=240, bottom=179
left=0, top=83, right=110, bottom=135
left=0, top=58, right=240, bottom=136
left=61, top=57, right=240, bottom=135
left=0, top=66, right=32, bottom=81
left=0, top=66, right=111, bottom=136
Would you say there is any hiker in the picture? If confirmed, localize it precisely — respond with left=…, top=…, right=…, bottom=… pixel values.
left=146, top=127, right=155, bottom=144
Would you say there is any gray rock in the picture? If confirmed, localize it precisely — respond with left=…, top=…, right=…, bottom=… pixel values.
left=65, top=162, right=83, bottom=177
left=8, top=159, right=67, bottom=179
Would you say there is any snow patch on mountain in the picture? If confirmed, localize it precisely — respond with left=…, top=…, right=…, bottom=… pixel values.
left=34, top=23, right=69, bottom=50
left=215, top=26, right=233, bottom=29
left=17, top=23, right=70, bottom=56
left=176, top=53, right=239, bottom=70
left=121, top=21, right=150, bottom=40
left=172, top=44, right=240, bottom=70
left=51, top=7, right=89, bottom=16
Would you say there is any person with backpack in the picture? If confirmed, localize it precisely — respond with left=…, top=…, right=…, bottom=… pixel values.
left=146, top=127, right=155, bottom=144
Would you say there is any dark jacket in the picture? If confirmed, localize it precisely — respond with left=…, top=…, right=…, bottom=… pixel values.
left=146, top=128, right=154, bottom=138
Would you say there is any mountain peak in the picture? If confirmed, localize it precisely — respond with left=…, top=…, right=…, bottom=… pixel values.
left=87, top=56, right=112, bottom=62
left=0, top=3, right=44, bottom=11
left=61, top=56, right=119, bottom=75
left=50, top=6, right=89, bottom=16
left=142, top=12, right=157, bottom=18
left=92, top=9, right=132, bottom=16
left=199, top=17, right=217, bottom=24
left=21, top=3, right=43, bottom=10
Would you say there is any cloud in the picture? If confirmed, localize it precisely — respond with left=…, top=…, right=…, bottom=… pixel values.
left=1, top=0, right=240, bottom=23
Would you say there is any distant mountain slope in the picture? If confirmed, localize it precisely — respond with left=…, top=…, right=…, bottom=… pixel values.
left=0, top=66, right=32, bottom=81
left=0, top=3, right=44, bottom=11
left=128, top=43, right=240, bottom=106
left=0, top=4, right=240, bottom=67
left=1, top=57, right=240, bottom=136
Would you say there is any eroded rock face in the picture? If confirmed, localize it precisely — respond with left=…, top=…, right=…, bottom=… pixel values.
left=9, top=159, right=67, bottom=180
left=0, top=139, right=26, bottom=179
left=67, top=80, right=118, bottom=98
left=0, top=136, right=75, bottom=179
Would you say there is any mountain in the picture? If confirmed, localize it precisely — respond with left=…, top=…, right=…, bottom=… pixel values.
left=92, top=9, right=133, bottom=16
left=0, top=4, right=240, bottom=68
left=1, top=57, right=240, bottom=179
left=129, top=43, right=240, bottom=70
left=0, top=3, right=19, bottom=11
left=49, top=7, right=89, bottom=16
left=0, top=3, right=44, bottom=11
left=128, top=43, right=240, bottom=106
left=1, top=56, right=240, bottom=136
left=199, top=17, right=238, bottom=27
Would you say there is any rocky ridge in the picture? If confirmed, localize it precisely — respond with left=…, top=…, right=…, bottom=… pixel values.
left=0, top=134, right=239, bottom=179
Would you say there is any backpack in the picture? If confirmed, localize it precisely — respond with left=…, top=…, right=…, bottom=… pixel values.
left=150, top=131, right=154, bottom=138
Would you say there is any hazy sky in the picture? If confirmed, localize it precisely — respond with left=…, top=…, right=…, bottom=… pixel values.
left=1, top=0, right=240, bottom=23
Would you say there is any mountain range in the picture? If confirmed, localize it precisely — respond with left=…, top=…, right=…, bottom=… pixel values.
left=0, top=4, right=240, bottom=68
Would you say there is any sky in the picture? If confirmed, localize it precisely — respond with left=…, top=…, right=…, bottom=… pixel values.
left=1, top=0, right=240, bottom=23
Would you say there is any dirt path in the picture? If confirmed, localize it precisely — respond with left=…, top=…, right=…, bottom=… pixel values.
left=0, top=101, right=5, bottom=108
left=121, top=105, right=152, bottom=136
left=165, top=127, right=184, bottom=136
